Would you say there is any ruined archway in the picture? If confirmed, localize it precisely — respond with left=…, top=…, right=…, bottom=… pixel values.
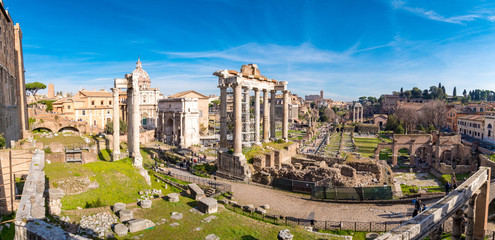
left=32, top=127, right=53, bottom=133
left=58, top=126, right=79, bottom=133
left=397, top=147, right=410, bottom=166
left=440, top=149, right=453, bottom=165
left=379, top=147, right=393, bottom=164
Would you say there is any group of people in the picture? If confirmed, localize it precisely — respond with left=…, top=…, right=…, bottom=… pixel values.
left=412, top=197, right=427, bottom=217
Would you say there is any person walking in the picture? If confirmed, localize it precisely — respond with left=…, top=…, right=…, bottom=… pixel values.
left=445, top=182, right=451, bottom=194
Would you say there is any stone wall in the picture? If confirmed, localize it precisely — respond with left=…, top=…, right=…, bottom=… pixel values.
left=216, top=151, right=251, bottom=181
left=0, top=149, right=32, bottom=214
left=479, top=154, right=495, bottom=179
left=435, top=162, right=476, bottom=175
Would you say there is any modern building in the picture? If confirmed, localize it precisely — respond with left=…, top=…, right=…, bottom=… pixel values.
left=0, top=2, right=28, bottom=147
left=457, top=115, right=485, bottom=139
left=156, top=98, right=200, bottom=148
left=52, top=89, right=114, bottom=129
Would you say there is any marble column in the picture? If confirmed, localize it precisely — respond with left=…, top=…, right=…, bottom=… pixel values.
left=254, top=88, right=261, bottom=145
left=243, top=87, right=251, bottom=146
left=131, top=83, right=142, bottom=166
left=233, top=84, right=243, bottom=156
left=474, top=179, right=490, bottom=240
left=262, top=89, right=270, bottom=142
left=270, top=90, right=276, bottom=140
left=219, top=85, right=227, bottom=149
left=112, top=88, right=120, bottom=161
left=127, top=88, right=133, bottom=157
left=282, top=90, right=289, bottom=141
left=360, top=107, right=363, bottom=123
left=353, top=107, right=355, bottom=122
left=452, top=209, right=464, bottom=240
left=466, top=194, right=477, bottom=240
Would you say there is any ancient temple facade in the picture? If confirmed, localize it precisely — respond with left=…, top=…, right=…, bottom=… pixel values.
left=156, top=98, right=200, bottom=148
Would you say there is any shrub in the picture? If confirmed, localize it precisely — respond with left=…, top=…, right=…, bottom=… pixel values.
left=44, top=147, right=52, bottom=154
left=0, top=134, right=5, bottom=149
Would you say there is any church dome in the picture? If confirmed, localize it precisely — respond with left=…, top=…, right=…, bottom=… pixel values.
left=132, top=58, right=151, bottom=90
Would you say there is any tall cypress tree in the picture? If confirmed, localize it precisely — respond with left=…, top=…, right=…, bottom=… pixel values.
left=453, top=87, right=457, bottom=97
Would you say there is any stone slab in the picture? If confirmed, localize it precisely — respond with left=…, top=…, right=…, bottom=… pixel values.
left=119, top=210, right=133, bottom=222
left=188, top=183, right=206, bottom=200
left=114, top=223, right=128, bottom=237
left=140, top=200, right=152, bottom=209
left=198, top=198, right=218, bottom=214
left=127, top=219, right=155, bottom=233
left=113, top=202, right=126, bottom=213
left=167, top=193, right=180, bottom=202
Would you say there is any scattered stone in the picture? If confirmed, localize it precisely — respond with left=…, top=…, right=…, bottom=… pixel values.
left=140, top=199, right=152, bottom=208
left=113, top=202, right=126, bottom=213
left=139, top=191, right=144, bottom=195
left=194, top=227, right=202, bottom=231
left=218, top=199, right=229, bottom=205
left=78, top=212, right=119, bottom=238
left=202, top=215, right=217, bottom=223
left=366, top=233, right=380, bottom=239
left=119, top=210, right=134, bottom=222
left=127, top=219, right=155, bottom=233
left=167, top=193, right=180, bottom=203
left=205, top=234, right=220, bottom=240
left=114, top=223, right=128, bottom=237
left=198, top=198, right=218, bottom=214
left=188, top=183, right=206, bottom=200
left=170, top=222, right=180, bottom=227
left=190, top=207, right=204, bottom=215
left=171, top=212, right=183, bottom=220
left=243, top=205, right=255, bottom=213
left=255, top=207, right=267, bottom=215
left=278, top=229, right=293, bottom=240
left=261, top=204, right=270, bottom=210
left=304, top=226, right=313, bottom=232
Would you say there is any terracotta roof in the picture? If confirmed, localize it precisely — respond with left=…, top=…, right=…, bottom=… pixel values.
left=77, top=90, right=112, bottom=97
left=169, top=90, right=208, bottom=99
left=458, top=115, right=485, bottom=121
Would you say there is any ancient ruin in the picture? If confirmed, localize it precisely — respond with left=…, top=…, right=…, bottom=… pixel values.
left=213, top=64, right=289, bottom=180
left=156, top=98, right=200, bottom=148
left=352, top=102, right=363, bottom=123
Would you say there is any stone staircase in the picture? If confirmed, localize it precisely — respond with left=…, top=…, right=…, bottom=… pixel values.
left=205, top=188, right=216, bottom=197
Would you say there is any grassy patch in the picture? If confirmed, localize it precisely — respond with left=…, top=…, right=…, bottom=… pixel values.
left=319, top=230, right=368, bottom=240
left=126, top=197, right=343, bottom=240
left=97, top=149, right=112, bottom=161
left=243, top=141, right=293, bottom=163
left=45, top=159, right=177, bottom=210
left=34, top=133, right=87, bottom=147
left=354, top=138, right=381, bottom=158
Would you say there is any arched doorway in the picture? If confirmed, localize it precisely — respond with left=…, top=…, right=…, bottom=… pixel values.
left=58, top=126, right=80, bottom=133
left=379, top=148, right=393, bottom=164
left=398, top=147, right=410, bottom=166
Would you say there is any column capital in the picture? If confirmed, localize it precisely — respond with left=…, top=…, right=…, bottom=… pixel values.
left=262, top=88, right=269, bottom=93
left=270, top=89, right=277, bottom=93
left=253, top=87, right=260, bottom=92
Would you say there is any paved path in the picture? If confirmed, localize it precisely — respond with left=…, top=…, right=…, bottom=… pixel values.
left=227, top=181, right=418, bottom=222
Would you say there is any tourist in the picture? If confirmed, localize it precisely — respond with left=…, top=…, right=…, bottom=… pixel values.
left=415, top=199, right=421, bottom=210
left=412, top=197, right=418, bottom=206
left=412, top=208, right=419, bottom=218
left=422, top=204, right=427, bottom=212
left=445, top=182, right=451, bottom=194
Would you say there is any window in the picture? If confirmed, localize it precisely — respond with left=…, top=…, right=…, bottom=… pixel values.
left=109, top=101, right=112, bottom=105
left=92, top=101, right=95, bottom=105
left=68, top=105, right=71, bottom=109
left=107, top=110, right=110, bottom=114
left=101, top=101, right=104, bottom=105
left=82, top=110, right=86, bottom=115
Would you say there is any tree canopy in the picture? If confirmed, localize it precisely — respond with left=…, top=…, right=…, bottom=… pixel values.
left=25, top=82, right=47, bottom=101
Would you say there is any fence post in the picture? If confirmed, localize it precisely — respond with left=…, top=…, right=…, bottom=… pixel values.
left=340, top=221, right=342, bottom=230
left=325, top=221, right=327, bottom=230
left=355, top=222, right=357, bottom=231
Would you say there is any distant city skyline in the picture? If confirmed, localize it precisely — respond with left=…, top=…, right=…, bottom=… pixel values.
left=8, top=0, right=495, bottom=101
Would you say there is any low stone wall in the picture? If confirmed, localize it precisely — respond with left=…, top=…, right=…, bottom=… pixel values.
left=479, top=154, right=495, bottom=179
left=435, top=162, right=476, bottom=175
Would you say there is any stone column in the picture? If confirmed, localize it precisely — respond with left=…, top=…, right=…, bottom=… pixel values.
left=360, top=107, right=363, bottom=123
left=128, top=77, right=143, bottom=166
left=466, top=194, right=477, bottom=240
left=219, top=85, right=228, bottom=149
left=127, top=88, right=133, bottom=156
left=452, top=209, right=464, bottom=240
left=112, top=88, right=121, bottom=161
left=233, top=84, right=243, bottom=156
left=263, top=89, right=270, bottom=142
left=254, top=88, right=261, bottom=145
left=474, top=174, right=490, bottom=240
left=282, top=90, right=289, bottom=141
left=270, top=90, right=276, bottom=140
left=353, top=107, right=355, bottom=122
left=243, top=87, right=251, bottom=146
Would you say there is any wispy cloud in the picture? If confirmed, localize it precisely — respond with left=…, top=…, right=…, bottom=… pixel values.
left=158, top=43, right=352, bottom=64
left=391, top=1, right=486, bottom=24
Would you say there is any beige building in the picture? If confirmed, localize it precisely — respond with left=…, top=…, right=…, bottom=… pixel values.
left=457, top=115, right=485, bottom=139
left=169, top=90, right=209, bottom=132
left=53, top=89, right=114, bottom=130
left=0, top=2, right=28, bottom=147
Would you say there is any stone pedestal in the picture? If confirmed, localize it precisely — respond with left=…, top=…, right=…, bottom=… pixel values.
left=198, top=198, right=218, bottom=214
left=113, top=202, right=126, bottom=214
left=188, top=183, right=206, bottom=200
left=114, top=223, right=128, bottom=237
left=127, top=219, right=155, bottom=233
left=119, top=210, right=133, bottom=222
left=140, top=200, right=152, bottom=209
left=167, top=193, right=180, bottom=202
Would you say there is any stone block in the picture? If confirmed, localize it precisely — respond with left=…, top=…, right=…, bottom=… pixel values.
left=113, top=202, right=126, bottom=213
left=140, top=199, right=152, bottom=208
left=243, top=205, right=255, bottom=213
left=198, top=198, right=218, bottom=214
left=119, top=210, right=133, bottom=222
left=188, top=183, right=206, bottom=200
left=255, top=207, right=266, bottom=215
left=167, top=193, right=180, bottom=202
left=278, top=229, right=293, bottom=240
left=114, top=223, right=128, bottom=237
left=48, top=188, right=65, bottom=200
left=261, top=204, right=270, bottom=210
left=49, top=142, right=65, bottom=153
left=205, top=234, right=220, bottom=240
left=170, top=212, right=183, bottom=220
left=127, top=219, right=155, bottom=233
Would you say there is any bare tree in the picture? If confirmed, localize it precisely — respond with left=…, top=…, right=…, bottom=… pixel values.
left=419, top=100, right=448, bottom=129
left=395, top=105, right=418, bottom=133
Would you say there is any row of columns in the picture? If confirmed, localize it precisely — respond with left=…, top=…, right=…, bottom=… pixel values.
left=219, top=84, right=289, bottom=156
left=353, top=106, right=363, bottom=123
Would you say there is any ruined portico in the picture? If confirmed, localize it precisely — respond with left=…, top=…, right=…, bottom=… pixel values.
left=353, top=102, right=363, bottom=123
left=214, top=64, right=289, bottom=180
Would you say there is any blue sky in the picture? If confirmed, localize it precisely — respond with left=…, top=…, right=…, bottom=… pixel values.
left=7, top=0, right=495, bottom=101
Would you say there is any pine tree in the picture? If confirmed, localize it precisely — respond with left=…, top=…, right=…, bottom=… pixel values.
left=463, top=89, right=467, bottom=97
left=400, top=87, right=403, bottom=93
left=453, top=87, right=457, bottom=97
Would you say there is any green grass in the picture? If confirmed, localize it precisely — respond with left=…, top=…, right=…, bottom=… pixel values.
left=121, top=197, right=344, bottom=240
left=354, top=138, right=381, bottom=158
left=97, top=149, right=112, bottom=161
left=243, top=141, right=294, bottom=163
left=0, top=212, right=15, bottom=240
left=319, top=230, right=368, bottom=240
left=440, top=173, right=471, bottom=185
left=379, top=149, right=392, bottom=161
left=401, top=184, right=445, bottom=195
left=34, top=133, right=87, bottom=147
left=45, top=159, right=178, bottom=210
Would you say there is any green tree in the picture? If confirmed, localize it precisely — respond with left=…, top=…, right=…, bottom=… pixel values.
left=396, top=125, right=405, bottom=134
left=25, top=82, right=47, bottom=101
left=0, top=134, right=5, bottom=148
left=463, top=89, right=467, bottom=97
left=105, top=119, right=127, bottom=135
left=411, top=87, right=422, bottom=98
left=453, top=87, right=457, bottom=97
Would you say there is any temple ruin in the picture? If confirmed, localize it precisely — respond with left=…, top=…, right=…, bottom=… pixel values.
left=213, top=64, right=289, bottom=181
